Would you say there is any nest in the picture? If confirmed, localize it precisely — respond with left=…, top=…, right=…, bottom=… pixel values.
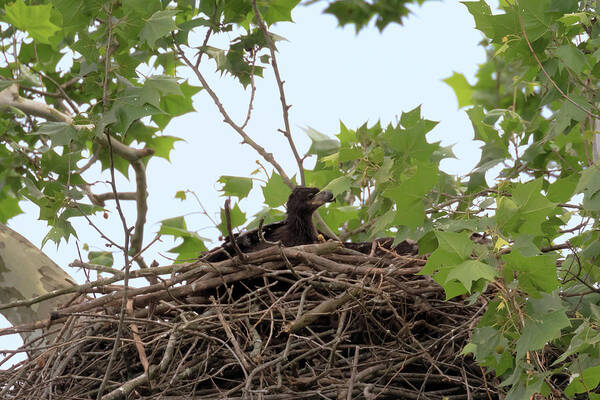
left=0, top=240, right=499, bottom=399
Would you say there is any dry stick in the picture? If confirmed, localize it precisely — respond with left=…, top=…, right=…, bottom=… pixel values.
left=211, top=296, right=251, bottom=373
left=346, top=346, right=360, bottom=400
left=0, top=243, right=340, bottom=335
left=127, top=299, right=149, bottom=376
left=9, top=262, right=400, bottom=338
left=251, top=0, right=305, bottom=185
left=0, top=259, right=203, bottom=312
left=101, top=328, right=180, bottom=400
left=285, top=287, right=361, bottom=333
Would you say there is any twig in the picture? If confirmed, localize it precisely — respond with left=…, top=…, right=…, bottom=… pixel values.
left=250, top=0, right=305, bottom=185
left=347, top=346, right=360, bottom=400
left=211, top=296, right=251, bottom=373
left=173, top=39, right=294, bottom=188
left=96, top=124, right=133, bottom=399
left=240, top=51, right=257, bottom=130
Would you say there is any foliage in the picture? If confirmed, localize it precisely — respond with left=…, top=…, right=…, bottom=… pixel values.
left=2, top=0, right=600, bottom=397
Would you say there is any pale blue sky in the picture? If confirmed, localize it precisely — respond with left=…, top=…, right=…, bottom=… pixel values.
left=2, top=0, right=487, bottom=350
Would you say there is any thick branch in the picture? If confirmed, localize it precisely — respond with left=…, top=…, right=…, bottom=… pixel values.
left=130, top=160, right=148, bottom=257
left=85, top=186, right=137, bottom=207
left=0, top=84, right=73, bottom=123
left=0, top=85, right=153, bottom=162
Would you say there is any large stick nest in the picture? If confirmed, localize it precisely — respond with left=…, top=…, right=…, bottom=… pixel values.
left=0, top=240, right=499, bottom=399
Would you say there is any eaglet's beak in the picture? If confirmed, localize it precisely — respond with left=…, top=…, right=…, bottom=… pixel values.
left=310, top=190, right=334, bottom=208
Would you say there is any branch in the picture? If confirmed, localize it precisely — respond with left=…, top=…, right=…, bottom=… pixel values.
left=0, top=85, right=154, bottom=162
left=84, top=186, right=137, bottom=207
left=130, top=160, right=149, bottom=259
left=0, top=84, right=73, bottom=123
left=173, top=40, right=294, bottom=188
left=1, top=82, right=153, bottom=273
left=251, top=0, right=305, bottom=185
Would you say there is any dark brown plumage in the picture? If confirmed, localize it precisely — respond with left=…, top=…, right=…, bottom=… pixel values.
left=202, top=186, right=334, bottom=261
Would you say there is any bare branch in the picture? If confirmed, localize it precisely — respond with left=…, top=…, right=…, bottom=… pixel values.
left=251, top=0, right=305, bottom=185
left=173, top=40, right=295, bottom=188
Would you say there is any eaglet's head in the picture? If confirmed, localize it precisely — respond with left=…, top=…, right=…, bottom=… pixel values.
left=286, top=186, right=334, bottom=215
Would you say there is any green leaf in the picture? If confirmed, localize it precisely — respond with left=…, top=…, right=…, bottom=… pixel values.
left=34, top=122, right=79, bottom=148
left=565, top=365, right=600, bottom=397
left=0, top=194, right=22, bottom=223
left=246, top=207, right=286, bottom=230
left=259, top=0, right=301, bottom=25
left=168, top=236, right=207, bottom=262
left=400, top=105, right=422, bottom=127
left=370, top=208, right=395, bottom=236
left=554, top=322, right=600, bottom=365
left=393, top=197, right=424, bottom=228
left=445, top=260, right=496, bottom=292
left=465, top=326, right=513, bottom=375
left=382, top=162, right=437, bottom=227
left=123, top=0, right=161, bottom=17
left=218, top=202, right=246, bottom=236
left=444, top=72, right=474, bottom=108
left=4, top=0, right=60, bottom=44
left=508, top=179, right=557, bottom=236
left=302, top=126, right=340, bottom=156
left=435, top=230, right=474, bottom=260
left=322, top=176, right=352, bottom=197
left=420, top=231, right=473, bottom=278
left=88, top=251, right=114, bottom=267
left=515, top=307, right=570, bottom=360
left=262, top=173, right=291, bottom=207
left=140, top=10, right=178, bottom=49
left=556, top=44, right=589, bottom=74
left=325, top=0, right=372, bottom=31
left=382, top=120, right=439, bottom=161
left=42, top=217, right=77, bottom=247
left=159, top=216, right=208, bottom=261
left=502, top=251, right=559, bottom=296
left=218, top=176, right=253, bottom=199
left=158, top=216, right=188, bottom=237
left=146, top=135, right=181, bottom=160
left=338, top=146, right=363, bottom=162
left=547, top=174, right=578, bottom=203
left=576, top=166, right=600, bottom=211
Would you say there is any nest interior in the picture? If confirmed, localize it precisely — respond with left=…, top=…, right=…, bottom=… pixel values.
left=0, top=240, right=498, bottom=400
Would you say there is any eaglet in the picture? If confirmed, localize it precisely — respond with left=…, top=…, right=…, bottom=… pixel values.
left=202, top=186, right=334, bottom=261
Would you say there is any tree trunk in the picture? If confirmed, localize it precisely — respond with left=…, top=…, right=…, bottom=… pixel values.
left=0, top=224, right=73, bottom=344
